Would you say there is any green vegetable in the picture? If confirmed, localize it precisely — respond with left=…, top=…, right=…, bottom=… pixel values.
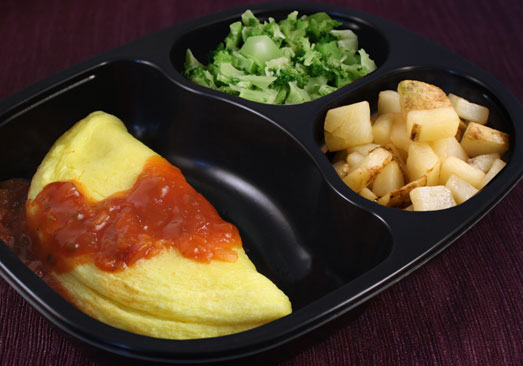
left=184, top=10, right=377, bottom=104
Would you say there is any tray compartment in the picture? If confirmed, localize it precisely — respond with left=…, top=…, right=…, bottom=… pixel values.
left=170, top=6, right=389, bottom=100
left=312, top=66, right=515, bottom=195
left=157, top=90, right=393, bottom=308
left=0, top=58, right=393, bottom=311
left=0, top=60, right=176, bottom=180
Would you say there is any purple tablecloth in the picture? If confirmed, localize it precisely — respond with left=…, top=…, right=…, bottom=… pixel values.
left=1, top=0, right=521, bottom=364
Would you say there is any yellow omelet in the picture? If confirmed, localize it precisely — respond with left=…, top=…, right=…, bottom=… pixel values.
left=26, top=111, right=292, bottom=339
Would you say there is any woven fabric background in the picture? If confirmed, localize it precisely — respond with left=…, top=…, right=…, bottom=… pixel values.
left=0, top=0, right=521, bottom=365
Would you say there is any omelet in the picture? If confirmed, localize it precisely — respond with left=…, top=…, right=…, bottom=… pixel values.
left=26, top=111, right=291, bottom=339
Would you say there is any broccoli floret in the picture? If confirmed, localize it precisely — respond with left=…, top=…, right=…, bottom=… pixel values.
left=231, top=51, right=258, bottom=74
left=237, top=75, right=277, bottom=89
left=359, top=49, right=377, bottom=73
left=212, top=50, right=234, bottom=65
left=230, top=84, right=280, bottom=104
left=304, top=12, right=341, bottom=42
left=272, top=68, right=309, bottom=88
left=184, top=49, right=205, bottom=72
left=316, top=41, right=343, bottom=60
left=224, top=21, right=243, bottom=51
left=279, top=11, right=307, bottom=46
left=241, top=10, right=259, bottom=27
left=185, top=67, right=216, bottom=89
left=331, top=29, right=358, bottom=50
left=285, top=81, right=311, bottom=104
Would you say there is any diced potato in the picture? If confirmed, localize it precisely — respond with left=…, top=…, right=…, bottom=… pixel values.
left=468, top=153, right=500, bottom=173
left=398, top=80, right=452, bottom=119
left=324, top=101, right=373, bottom=151
left=406, top=106, right=460, bottom=142
left=448, top=93, right=489, bottom=125
left=359, top=187, right=378, bottom=201
left=398, top=80, right=458, bottom=142
left=377, top=176, right=426, bottom=208
left=445, top=174, right=479, bottom=204
left=390, top=113, right=411, bottom=153
left=346, top=143, right=380, bottom=156
left=372, top=113, right=394, bottom=145
left=460, top=122, right=509, bottom=157
left=406, top=142, right=440, bottom=186
left=346, top=152, right=366, bottom=170
left=439, top=156, right=485, bottom=188
left=480, top=158, right=506, bottom=188
left=342, top=148, right=392, bottom=192
left=333, top=161, right=350, bottom=178
left=378, top=90, right=400, bottom=115
left=324, top=131, right=346, bottom=151
left=410, top=186, right=456, bottom=211
left=371, top=161, right=405, bottom=197
left=329, top=80, right=510, bottom=211
left=383, top=143, right=408, bottom=177
left=430, top=136, right=469, bottom=162
left=455, top=119, right=467, bottom=141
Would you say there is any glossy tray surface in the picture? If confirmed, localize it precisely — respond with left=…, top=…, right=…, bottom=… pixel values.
left=0, top=2, right=521, bottom=363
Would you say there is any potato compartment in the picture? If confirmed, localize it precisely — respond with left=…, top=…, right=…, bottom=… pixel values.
left=313, top=66, right=515, bottom=203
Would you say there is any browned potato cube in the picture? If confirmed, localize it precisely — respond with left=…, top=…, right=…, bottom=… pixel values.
left=371, top=160, right=405, bottom=197
left=346, top=143, right=380, bottom=156
left=460, top=122, right=509, bottom=157
left=431, top=136, right=469, bottom=162
left=324, top=101, right=373, bottom=151
left=333, top=161, right=350, bottom=178
left=372, top=113, right=395, bottom=145
left=406, top=107, right=460, bottom=142
left=455, top=119, right=468, bottom=141
left=448, top=93, right=489, bottom=125
left=398, top=81, right=459, bottom=142
left=390, top=113, right=411, bottom=153
left=359, top=187, right=378, bottom=201
left=398, top=80, right=452, bottom=118
left=346, top=152, right=366, bottom=171
left=342, top=147, right=392, bottom=192
left=445, top=174, right=479, bottom=204
left=439, top=156, right=485, bottom=188
left=378, top=90, right=401, bottom=115
left=480, top=158, right=507, bottom=188
left=410, top=186, right=456, bottom=211
left=406, top=142, right=441, bottom=186
left=468, top=153, right=500, bottom=173
left=377, top=176, right=427, bottom=208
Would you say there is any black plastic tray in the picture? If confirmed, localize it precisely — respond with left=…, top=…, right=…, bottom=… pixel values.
left=0, top=2, right=521, bottom=364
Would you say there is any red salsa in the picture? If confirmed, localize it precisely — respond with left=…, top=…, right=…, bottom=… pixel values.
left=5, top=155, right=242, bottom=273
left=0, top=178, right=29, bottom=249
left=0, top=179, right=46, bottom=277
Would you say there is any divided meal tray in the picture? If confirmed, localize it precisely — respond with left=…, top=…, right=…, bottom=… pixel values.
left=0, top=2, right=521, bottom=363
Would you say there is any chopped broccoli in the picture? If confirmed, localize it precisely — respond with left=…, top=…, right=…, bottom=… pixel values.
left=224, top=21, right=243, bottom=51
left=285, top=81, right=311, bottom=104
left=183, top=10, right=377, bottom=104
